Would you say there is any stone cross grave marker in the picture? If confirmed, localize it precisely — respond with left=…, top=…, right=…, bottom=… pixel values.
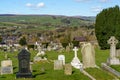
left=16, top=49, right=32, bottom=78
left=1, top=60, right=13, bottom=75
left=73, top=47, right=78, bottom=58
left=108, top=36, right=118, bottom=59
left=107, top=36, right=120, bottom=65
left=71, top=47, right=83, bottom=69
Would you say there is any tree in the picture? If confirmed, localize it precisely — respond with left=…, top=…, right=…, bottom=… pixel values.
left=19, top=36, right=27, bottom=46
left=61, top=18, right=71, bottom=25
left=95, top=5, right=120, bottom=49
left=0, top=36, right=2, bottom=43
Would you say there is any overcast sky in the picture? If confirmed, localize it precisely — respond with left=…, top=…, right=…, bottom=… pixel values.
left=0, top=0, right=120, bottom=16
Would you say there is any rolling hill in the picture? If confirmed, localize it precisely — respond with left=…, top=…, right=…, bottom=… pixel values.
left=0, top=14, right=95, bottom=31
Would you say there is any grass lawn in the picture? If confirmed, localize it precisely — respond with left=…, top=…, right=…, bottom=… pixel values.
left=0, top=48, right=118, bottom=80
left=110, top=65, right=120, bottom=72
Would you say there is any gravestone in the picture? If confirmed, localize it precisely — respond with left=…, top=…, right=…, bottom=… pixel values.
left=66, top=46, right=70, bottom=52
left=107, top=36, right=120, bottom=65
left=4, top=53, right=8, bottom=60
left=34, top=43, right=47, bottom=62
left=47, top=46, right=52, bottom=51
left=36, top=51, right=45, bottom=56
left=101, top=63, right=120, bottom=77
left=81, top=43, right=96, bottom=68
left=116, top=49, right=120, bottom=57
left=1, top=60, right=13, bottom=75
left=34, top=57, right=42, bottom=62
left=30, top=62, right=33, bottom=72
left=34, top=50, right=47, bottom=62
left=71, top=47, right=83, bottom=69
left=64, top=64, right=72, bottom=75
left=16, top=49, right=32, bottom=78
left=54, top=60, right=63, bottom=70
left=58, top=55, right=65, bottom=65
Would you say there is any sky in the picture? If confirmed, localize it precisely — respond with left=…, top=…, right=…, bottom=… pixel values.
left=0, top=0, right=120, bottom=16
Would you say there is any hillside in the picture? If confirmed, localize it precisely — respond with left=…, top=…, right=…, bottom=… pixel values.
left=0, top=14, right=95, bottom=31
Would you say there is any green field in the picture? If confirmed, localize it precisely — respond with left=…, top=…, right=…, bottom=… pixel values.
left=0, top=15, right=95, bottom=32
left=0, top=48, right=119, bottom=80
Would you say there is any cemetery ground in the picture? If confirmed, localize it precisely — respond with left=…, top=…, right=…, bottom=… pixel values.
left=0, top=48, right=119, bottom=80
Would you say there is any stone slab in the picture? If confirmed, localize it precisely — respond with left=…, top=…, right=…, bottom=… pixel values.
left=107, top=58, right=120, bottom=65
left=101, top=63, right=120, bottom=77
left=1, top=67, right=13, bottom=75
left=1, top=60, right=12, bottom=67
left=64, top=64, right=72, bottom=75
left=54, top=60, right=63, bottom=70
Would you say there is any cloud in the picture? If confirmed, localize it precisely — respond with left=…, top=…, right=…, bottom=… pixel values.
left=91, top=6, right=102, bottom=12
left=26, top=2, right=45, bottom=9
left=26, top=3, right=33, bottom=7
left=37, top=2, right=45, bottom=8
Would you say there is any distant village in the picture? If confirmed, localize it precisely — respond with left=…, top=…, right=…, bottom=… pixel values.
left=0, top=25, right=97, bottom=52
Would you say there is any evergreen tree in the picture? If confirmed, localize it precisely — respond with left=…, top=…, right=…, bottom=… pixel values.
left=19, top=36, right=27, bottom=46
left=95, top=5, right=120, bottom=49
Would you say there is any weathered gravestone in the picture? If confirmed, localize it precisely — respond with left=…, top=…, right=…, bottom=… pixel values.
left=16, top=49, right=32, bottom=78
left=81, top=42, right=96, bottom=68
left=1, top=60, right=13, bottom=75
left=54, top=60, right=63, bottom=70
left=116, top=49, right=120, bottom=57
left=66, top=46, right=70, bottom=52
left=107, top=36, right=120, bottom=65
left=47, top=45, right=52, bottom=51
left=58, top=55, right=65, bottom=65
left=34, top=50, right=47, bottom=62
left=64, top=64, right=72, bottom=75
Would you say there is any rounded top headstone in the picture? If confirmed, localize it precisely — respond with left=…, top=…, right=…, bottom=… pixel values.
left=18, top=49, right=30, bottom=57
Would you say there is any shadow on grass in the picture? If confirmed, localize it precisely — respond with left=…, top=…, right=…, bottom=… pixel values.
left=33, top=72, right=46, bottom=78
left=0, top=76, right=6, bottom=78
left=33, top=70, right=37, bottom=72
left=13, top=67, right=17, bottom=70
left=72, top=71, right=75, bottom=74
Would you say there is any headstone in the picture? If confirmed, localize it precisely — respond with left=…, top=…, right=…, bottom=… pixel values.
left=34, top=43, right=47, bottom=62
left=30, top=62, right=33, bottom=72
left=66, top=46, right=70, bottom=52
left=107, top=36, right=120, bottom=65
left=4, top=53, right=8, bottom=59
left=36, top=51, right=45, bottom=56
left=16, top=49, right=32, bottom=78
left=71, top=47, right=83, bottom=69
left=35, top=42, right=46, bottom=56
left=81, top=43, right=96, bottom=68
left=101, top=63, right=120, bottom=77
left=1, top=60, right=13, bottom=75
left=54, top=60, right=63, bottom=70
left=116, top=49, right=120, bottom=57
left=35, top=42, right=42, bottom=52
left=34, top=56, right=42, bottom=62
left=34, top=50, right=47, bottom=62
left=58, top=55, right=65, bottom=65
left=47, top=46, right=52, bottom=51
left=34, top=56, right=47, bottom=62
left=25, top=46, right=28, bottom=51
left=64, top=64, right=72, bottom=75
